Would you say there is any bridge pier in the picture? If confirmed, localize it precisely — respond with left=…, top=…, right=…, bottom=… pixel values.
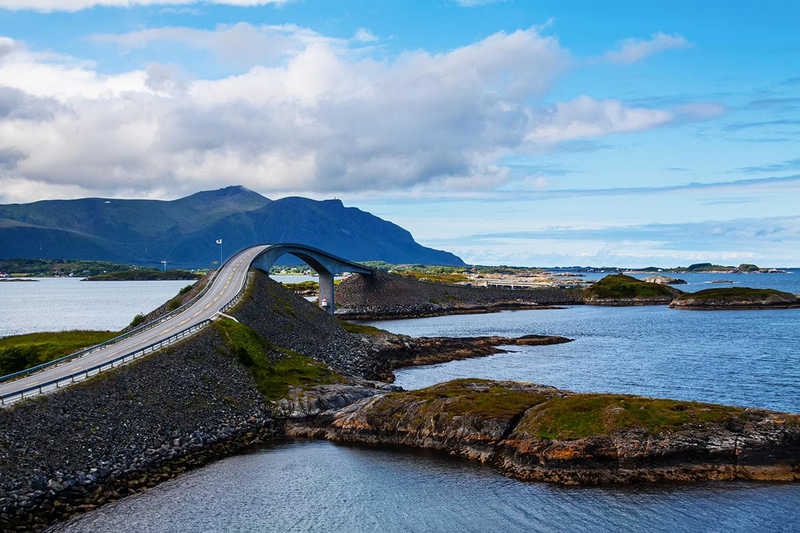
left=318, top=272, right=335, bottom=314
left=249, top=243, right=373, bottom=315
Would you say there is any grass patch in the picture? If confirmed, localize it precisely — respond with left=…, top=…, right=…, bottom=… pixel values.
left=394, top=379, right=551, bottom=419
left=167, top=299, right=181, bottom=311
left=214, top=319, right=344, bottom=401
left=399, top=271, right=469, bottom=284
left=676, top=287, right=793, bottom=301
left=337, top=319, right=387, bottom=336
left=583, top=274, right=676, bottom=299
left=282, top=281, right=319, bottom=291
left=517, top=394, right=745, bottom=440
left=0, top=330, right=117, bottom=376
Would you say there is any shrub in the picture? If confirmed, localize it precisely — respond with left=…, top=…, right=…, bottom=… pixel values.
left=129, top=313, right=146, bottom=328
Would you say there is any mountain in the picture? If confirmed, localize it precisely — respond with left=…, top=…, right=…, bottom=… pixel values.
left=0, top=186, right=464, bottom=267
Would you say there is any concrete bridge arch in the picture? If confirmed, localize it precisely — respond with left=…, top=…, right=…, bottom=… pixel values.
left=249, top=243, right=374, bottom=314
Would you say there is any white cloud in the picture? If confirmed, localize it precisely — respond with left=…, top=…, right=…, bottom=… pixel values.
left=353, top=28, right=378, bottom=43
left=93, top=23, right=346, bottom=68
left=0, top=0, right=289, bottom=12
left=526, top=95, right=673, bottom=143
left=0, top=27, right=688, bottom=202
left=603, top=32, right=691, bottom=64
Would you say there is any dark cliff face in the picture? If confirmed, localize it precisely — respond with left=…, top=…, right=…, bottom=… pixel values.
left=0, top=186, right=464, bottom=267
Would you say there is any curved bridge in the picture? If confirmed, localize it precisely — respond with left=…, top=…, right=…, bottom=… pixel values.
left=0, top=244, right=373, bottom=405
left=251, top=243, right=374, bottom=314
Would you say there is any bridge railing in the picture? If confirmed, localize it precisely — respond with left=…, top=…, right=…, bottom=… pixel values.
left=0, top=257, right=232, bottom=385
left=0, top=320, right=213, bottom=406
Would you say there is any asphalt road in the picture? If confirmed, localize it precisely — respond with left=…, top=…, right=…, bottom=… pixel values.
left=0, top=245, right=268, bottom=404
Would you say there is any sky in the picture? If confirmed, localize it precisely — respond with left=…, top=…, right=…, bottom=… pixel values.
left=0, top=1, right=798, bottom=267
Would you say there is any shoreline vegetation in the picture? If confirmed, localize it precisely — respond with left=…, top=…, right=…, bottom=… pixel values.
left=1, top=272, right=798, bottom=532
left=83, top=270, right=202, bottom=281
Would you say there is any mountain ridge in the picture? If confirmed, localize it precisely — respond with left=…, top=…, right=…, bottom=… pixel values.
left=0, top=186, right=464, bottom=268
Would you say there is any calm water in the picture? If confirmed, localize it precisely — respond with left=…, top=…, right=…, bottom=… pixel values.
left=0, top=278, right=191, bottom=337
left=381, top=305, right=800, bottom=413
left=580, top=270, right=800, bottom=294
left=51, top=440, right=800, bottom=533
left=3, top=273, right=798, bottom=532
left=0, top=275, right=327, bottom=338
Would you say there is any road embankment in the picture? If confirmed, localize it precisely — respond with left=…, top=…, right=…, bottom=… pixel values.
left=335, top=271, right=581, bottom=320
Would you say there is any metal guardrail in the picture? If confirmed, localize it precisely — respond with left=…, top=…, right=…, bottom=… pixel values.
left=0, top=255, right=258, bottom=406
left=0, top=321, right=212, bottom=406
left=0, top=258, right=230, bottom=385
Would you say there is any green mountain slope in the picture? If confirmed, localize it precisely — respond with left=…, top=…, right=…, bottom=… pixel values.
left=0, top=186, right=464, bottom=267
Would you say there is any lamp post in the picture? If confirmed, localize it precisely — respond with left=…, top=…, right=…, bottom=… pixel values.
left=216, top=239, right=222, bottom=268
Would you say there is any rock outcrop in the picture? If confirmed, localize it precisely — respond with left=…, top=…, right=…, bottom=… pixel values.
left=335, top=271, right=581, bottom=319
left=669, top=287, right=800, bottom=310
left=368, top=334, right=572, bottom=381
left=313, top=379, right=800, bottom=485
left=582, top=274, right=682, bottom=306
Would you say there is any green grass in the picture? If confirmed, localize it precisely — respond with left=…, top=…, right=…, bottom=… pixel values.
left=337, top=319, right=387, bottom=336
left=399, top=271, right=469, bottom=284
left=0, top=330, right=117, bottom=376
left=214, top=319, right=344, bottom=401
left=516, top=394, right=745, bottom=440
left=392, top=379, right=551, bottom=419
left=676, top=287, right=793, bottom=301
left=282, top=281, right=319, bottom=291
left=583, top=274, right=676, bottom=299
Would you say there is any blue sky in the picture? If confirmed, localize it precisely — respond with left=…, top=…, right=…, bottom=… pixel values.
left=0, top=1, right=798, bottom=267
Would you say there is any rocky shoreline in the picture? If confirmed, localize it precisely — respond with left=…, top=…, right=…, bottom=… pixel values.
left=669, top=287, right=800, bottom=310
left=296, top=379, right=800, bottom=485
left=370, top=334, right=572, bottom=380
left=335, top=271, right=581, bottom=320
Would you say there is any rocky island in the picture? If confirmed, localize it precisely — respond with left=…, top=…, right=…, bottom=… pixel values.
left=84, top=269, right=202, bottom=281
left=297, top=379, right=800, bottom=485
left=335, top=270, right=580, bottom=319
left=581, top=274, right=682, bottom=305
left=669, top=287, right=800, bottom=310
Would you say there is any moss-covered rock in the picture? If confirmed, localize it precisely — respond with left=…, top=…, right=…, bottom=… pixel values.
left=669, top=287, right=800, bottom=310
left=317, top=379, right=800, bottom=485
left=582, top=274, right=682, bottom=305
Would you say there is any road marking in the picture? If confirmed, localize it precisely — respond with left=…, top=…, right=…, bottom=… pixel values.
left=193, top=311, right=202, bottom=317
left=161, top=328, right=174, bottom=334
left=178, top=319, right=189, bottom=325
left=213, top=297, right=219, bottom=302
left=205, top=303, right=212, bottom=309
